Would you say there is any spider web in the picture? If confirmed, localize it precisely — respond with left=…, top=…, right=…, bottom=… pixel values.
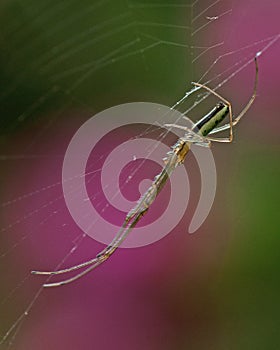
left=0, top=0, right=279, bottom=349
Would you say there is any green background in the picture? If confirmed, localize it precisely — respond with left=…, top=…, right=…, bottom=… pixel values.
left=0, top=1, right=279, bottom=349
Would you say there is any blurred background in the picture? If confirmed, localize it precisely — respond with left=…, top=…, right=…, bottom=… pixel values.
left=0, top=0, right=279, bottom=349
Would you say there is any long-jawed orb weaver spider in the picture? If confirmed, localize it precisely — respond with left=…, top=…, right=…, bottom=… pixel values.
left=32, top=57, right=258, bottom=287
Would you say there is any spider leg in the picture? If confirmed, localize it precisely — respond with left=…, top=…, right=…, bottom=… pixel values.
left=164, top=124, right=211, bottom=147
left=33, top=218, right=133, bottom=281
left=42, top=211, right=145, bottom=287
left=32, top=135, right=185, bottom=287
left=43, top=259, right=105, bottom=287
left=208, top=57, right=258, bottom=137
left=205, top=136, right=233, bottom=143
left=33, top=193, right=151, bottom=287
left=37, top=186, right=152, bottom=287
left=32, top=204, right=142, bottom=278
left=31, top=257, right=99, bottom=276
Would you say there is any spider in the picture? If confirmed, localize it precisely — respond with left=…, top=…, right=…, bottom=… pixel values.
left=32, top=57, right=258, bottom=287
